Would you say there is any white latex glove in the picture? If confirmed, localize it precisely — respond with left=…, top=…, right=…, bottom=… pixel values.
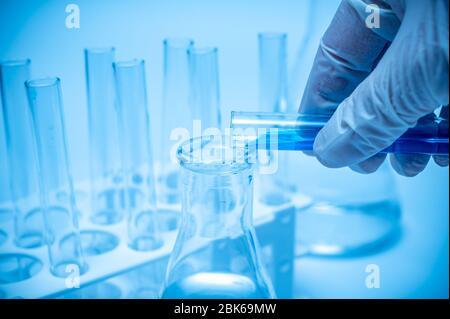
left=299, top=0, right=449, bottom=176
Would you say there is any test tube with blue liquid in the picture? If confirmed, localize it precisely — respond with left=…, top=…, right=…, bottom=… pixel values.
left=231, top=112, right=449, bottom=155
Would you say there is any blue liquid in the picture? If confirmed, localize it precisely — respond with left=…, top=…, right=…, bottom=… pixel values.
left=257, top=129, right=449, bottom=155
left=161, top=272, right=269, bottom=299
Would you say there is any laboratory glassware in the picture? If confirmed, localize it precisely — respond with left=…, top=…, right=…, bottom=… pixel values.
left=288, top=0, right=322, bottom=109
left=188, top=47, right=222, bottom=131
left=231, top=111, right=406, bottom=256
left=26, top=77, right=87, bottom=276
left=161, top=135, right=275, bottom=298
left=257, top=32, right=293, bottom=206
left=0, top=84, right=12, bottom=223
left=231, top=112, right=449, bottom=155
left=85, top=47, right=124, bottom=225
left=157, top=38, right=194, bottom=205
left=113, top=59, right=162, bottom=251
left=258, top=32, right=288, bottom=113
left=0, top=60, right=45, bottom=249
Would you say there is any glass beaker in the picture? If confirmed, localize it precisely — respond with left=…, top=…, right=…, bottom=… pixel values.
left=161, top=135, right=275, bottom=299
left=26, top=77, right=87, bottom=276
left=85, top=47, right=124, bottom=225
left=0, top=59, right=45, bottom=249
left=157, top=38, right=194, bottom=205
left=113, top=59, right=162, bottom=251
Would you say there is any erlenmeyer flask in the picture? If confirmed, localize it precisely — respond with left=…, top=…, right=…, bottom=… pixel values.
left=113, top=59, right=162, bottom=251
left=0, top=60, right=45, bottom=249
left=26, top=77, right=87, bottom=276
left=157, top=38, right=194, bottom=205
left=85, top=47, right=124, bottom=225
left=161, top=136, right=275, bottom=299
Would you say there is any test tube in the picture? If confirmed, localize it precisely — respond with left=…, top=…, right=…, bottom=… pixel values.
left=0, top=71, right=12, bottom=223
left=85, top=47, right=124, bottom=225
left=0, top=60, right=45, bottom=248
left=257, top=33, right=292, bottom=205
left=188, top=47, right=222, bottom=131
left=231, top=112, right=449, bottom=155
left=258, top=32, right=288, bottom=112
left=157, top=38, right=194, bottom=205
left=26, top=77, right=87, bottom=277
left=288, top=0, right=320, bottom=108
left=113, top=59, right=162, bottom=251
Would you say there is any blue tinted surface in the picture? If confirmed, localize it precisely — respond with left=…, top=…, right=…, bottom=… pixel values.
left=0, top=0, right=448, bottom=298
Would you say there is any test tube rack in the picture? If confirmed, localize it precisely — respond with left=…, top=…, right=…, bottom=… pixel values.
left=0, top=183, right=296, bottom=299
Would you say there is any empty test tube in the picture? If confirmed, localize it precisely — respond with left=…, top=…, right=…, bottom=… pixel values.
left=0, top=60, right=45, bottom=248
left=231, top=112, right=449, bottom=155
left=26, top=77, right=87, bottom=277
left=257, top=32, right=293, bottom=205
left=85, top=47, right=124, bottom=225
left=258, top=32, right=288, bottom=113
left=113, top=59, right=162, bottom=251
left=188, top=47, right=222, bottom=130
left=157, top=38, right=194, bottom=205
left=0, top=101, right=11, bottom=221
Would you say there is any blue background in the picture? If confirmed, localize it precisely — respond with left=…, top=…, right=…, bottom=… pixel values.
left=0, top=0, right=448, bottom=298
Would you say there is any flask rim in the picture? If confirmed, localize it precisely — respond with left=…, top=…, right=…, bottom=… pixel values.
left=177, top=135, right=252, bottom=175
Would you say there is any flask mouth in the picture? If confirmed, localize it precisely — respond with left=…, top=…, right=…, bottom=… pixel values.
left=177, top=135, right=252, bottom=175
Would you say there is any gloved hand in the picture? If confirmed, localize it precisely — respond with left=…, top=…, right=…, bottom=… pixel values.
left=299, top=0, right=449, bottom=176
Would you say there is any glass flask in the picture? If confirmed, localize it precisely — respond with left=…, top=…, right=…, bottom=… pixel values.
left=0, top=59, right=45, bottom=249
left=188, top=47, right=222, bottom=131
left=26, top=77, right=87, bottom=276
left=157, top=38, right=194, bottom=205
left=161, top=135, right=275, bottom=299
left=294, top=156, right=402, bottom=256
left=85, top=47, right=124, bottom=225
left=257, top=32, right=293, bottom=206
left=113, top=59, right=162, bottom=251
